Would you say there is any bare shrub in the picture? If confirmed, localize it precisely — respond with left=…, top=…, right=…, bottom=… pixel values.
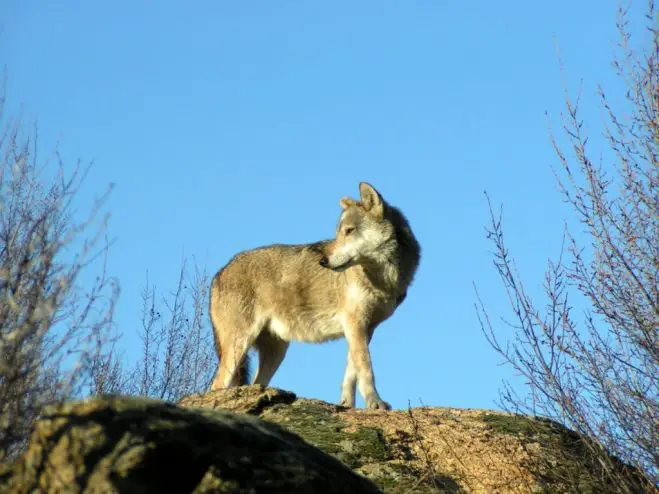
left=0, top=75, right=213, bottom=461
left=0, top=79, right=119, bottom=460
left=475, top=2, right=657, bottom=492
left=95, top=258, right=217, bottom=402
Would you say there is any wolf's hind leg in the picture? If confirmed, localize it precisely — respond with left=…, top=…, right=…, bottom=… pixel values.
left=253, top=330, right=289, bottom=386
left=212, top=325, right=261, bottom=390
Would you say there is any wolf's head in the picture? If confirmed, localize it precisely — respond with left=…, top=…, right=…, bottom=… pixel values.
left=319, top=182, right=399, bottom=272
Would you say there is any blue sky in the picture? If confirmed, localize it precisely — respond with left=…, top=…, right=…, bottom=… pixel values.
left=1, top=2, right=644, bottom=410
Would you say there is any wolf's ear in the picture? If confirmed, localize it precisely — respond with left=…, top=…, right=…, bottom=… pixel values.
left=340, top=197, right=355, bottom=209
left=359, top=182, right=383, bottom=217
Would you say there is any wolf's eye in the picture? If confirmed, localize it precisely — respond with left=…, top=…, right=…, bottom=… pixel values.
left=344, top=227, right=355, bottom=236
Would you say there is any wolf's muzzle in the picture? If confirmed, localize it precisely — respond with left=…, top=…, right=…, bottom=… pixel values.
left=320, top=257, right=352, bottom=272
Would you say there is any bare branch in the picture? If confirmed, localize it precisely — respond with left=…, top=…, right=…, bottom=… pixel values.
left=475, top=2, right=658, bottom=490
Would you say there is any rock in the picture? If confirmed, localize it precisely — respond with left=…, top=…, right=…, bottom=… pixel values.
left=1, top=386, right=645, bottom=493
left=179, top=385, right=649, bottom=494
left=0, top=394, right=381, bottom=493
left=179, top=385, right=296, bottom=416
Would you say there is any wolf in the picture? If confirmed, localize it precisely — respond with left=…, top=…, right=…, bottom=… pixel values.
left=208, top=182, right=421, bottom=410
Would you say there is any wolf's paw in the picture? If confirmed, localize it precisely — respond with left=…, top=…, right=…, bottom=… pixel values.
left=366, top=398, right=392, bottom=410
left=339, top=397, right=355, bottom=408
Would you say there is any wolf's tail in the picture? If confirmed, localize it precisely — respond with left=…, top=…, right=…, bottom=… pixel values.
left=236, top=354, right=251, bottom=385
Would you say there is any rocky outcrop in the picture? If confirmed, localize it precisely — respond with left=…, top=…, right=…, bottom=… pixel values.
left=1, top=385, right=644, bottom=493
left=0, top=394, right=380, bottom=493
left=180, top=386, right=645, bottom=493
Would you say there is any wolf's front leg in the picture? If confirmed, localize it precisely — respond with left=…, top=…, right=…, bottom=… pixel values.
left=344, top=322, right=391, bottom=410
left=340, top=356, right=357, bottom=407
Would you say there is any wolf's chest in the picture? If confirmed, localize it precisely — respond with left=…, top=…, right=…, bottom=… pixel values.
left=268, top=311, right=346, bottom=343
left=266, top=285, right=396, bottom=344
